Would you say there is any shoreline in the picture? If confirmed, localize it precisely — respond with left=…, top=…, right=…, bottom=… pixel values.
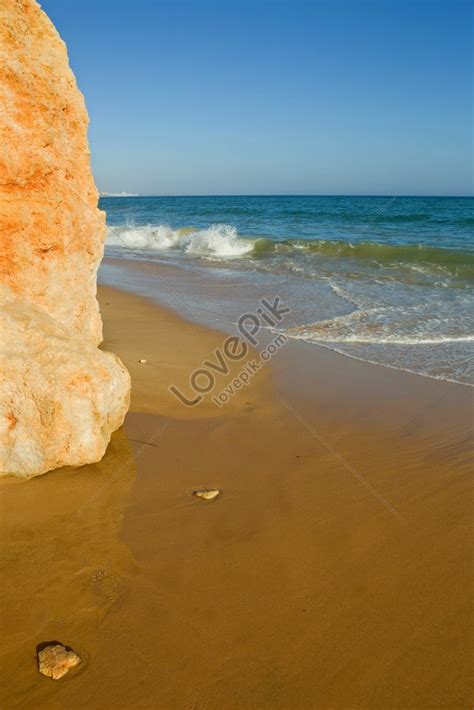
left=1, top=265, right=472, bottom=708
left=101, top=255, right=474, bottom=389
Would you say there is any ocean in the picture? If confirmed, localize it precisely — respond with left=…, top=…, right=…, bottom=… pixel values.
left=100, top=195, right=474, bottom=385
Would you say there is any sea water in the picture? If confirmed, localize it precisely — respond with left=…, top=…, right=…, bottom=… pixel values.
left=101, top=195, right=474, bottom=385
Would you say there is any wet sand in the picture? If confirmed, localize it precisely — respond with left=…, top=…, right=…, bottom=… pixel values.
left=0, top=274, right=472, bottom=709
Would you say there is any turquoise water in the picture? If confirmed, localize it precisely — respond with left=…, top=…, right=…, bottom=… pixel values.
left=102, top=195, right=473, bottom=251
left=101, top=195, right=474, bottom=384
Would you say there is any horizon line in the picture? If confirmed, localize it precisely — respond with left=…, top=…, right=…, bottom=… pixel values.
left=99, top=193, right=474, bottom=199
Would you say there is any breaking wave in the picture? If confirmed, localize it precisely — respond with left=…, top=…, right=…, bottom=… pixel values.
left=106, top=223, right=474, bottom=286
left=102, top=196, right=474, bottom=385
left=107, top=224, right=253, bottom=257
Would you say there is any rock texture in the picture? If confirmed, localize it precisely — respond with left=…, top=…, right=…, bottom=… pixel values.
left=0, top=0, right=105, bottom=341
left=37, top=643, right=81, bottom=680
left=0, top=0, right=130, bottom=477
left=0, top=286, right=130, bottom=477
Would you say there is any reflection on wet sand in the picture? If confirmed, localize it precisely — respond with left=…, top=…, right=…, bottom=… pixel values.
left=1, top=282, right=472, bottom=709
left=0, top=428, right=137, bottom=708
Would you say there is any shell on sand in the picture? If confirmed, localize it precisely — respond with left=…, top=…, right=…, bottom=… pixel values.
left=37, top=644, right=81, bottom=680
left=193, top=488, right=220, bottom=501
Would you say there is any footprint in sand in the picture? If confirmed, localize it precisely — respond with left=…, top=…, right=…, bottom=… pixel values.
left=90, top=567, right=126, bottom=606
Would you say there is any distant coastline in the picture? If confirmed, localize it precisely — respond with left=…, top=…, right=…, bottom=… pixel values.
left=100, top=191, right=139, bottom=197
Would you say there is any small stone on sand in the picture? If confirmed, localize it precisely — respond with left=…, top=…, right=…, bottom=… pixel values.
left=37, top=643, right=81, bottom=680
left=193, top=488, right=220, bottom=501
left=138, top=359, right=147, bottom=364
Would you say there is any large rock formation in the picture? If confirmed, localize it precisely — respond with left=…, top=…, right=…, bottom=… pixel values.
left=0, top=0, right=130, bottom=477
left=0, top=0, right=105, bottom=341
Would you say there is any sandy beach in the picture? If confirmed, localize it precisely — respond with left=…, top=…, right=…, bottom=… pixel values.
left=1, top=261, right=472, bottom=709
left=1, top=1, right=472, bottom=706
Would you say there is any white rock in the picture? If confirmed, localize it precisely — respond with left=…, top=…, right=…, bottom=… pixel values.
left=0, top=286, right=130, bottom=478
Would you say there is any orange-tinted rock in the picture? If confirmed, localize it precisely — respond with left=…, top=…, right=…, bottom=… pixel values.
left=37, top=643, right=81, bottom=680
left=0, top=0, right=104, bottom=342
left=0, top=0, right=130, bottom=477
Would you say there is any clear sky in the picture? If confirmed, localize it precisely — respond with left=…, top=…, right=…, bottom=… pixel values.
left=42, top=0, right=472, bottom=196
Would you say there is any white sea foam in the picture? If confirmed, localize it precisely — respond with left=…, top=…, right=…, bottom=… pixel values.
left=287, top=305, right=474, bottom=346
left=107, top=224, right=254, bottom=258
left=289, top=329, right=474, bottom=345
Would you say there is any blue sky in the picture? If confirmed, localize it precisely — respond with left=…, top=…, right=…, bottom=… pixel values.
left=42, top=0, right=472, bottom=196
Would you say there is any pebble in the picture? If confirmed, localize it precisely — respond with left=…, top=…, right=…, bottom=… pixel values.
left=37, top=643, right=81, bottom=680
left=138, top=359, right=147, bottom=364
left=193, top=488, right=220, bottom=501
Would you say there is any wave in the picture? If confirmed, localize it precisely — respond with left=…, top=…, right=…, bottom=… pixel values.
left=286, top=305, right=474, bottom=346
left=107, top=224, right=254, bottom=257
left=106, top=223, right=474, bottom=282
left=252, top=236, right=474, bottom=267
left=289, top=330, right=474, bottom=346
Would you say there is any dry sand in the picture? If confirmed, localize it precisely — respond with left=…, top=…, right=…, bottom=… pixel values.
left=0, top=280, right=472, bottom=709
